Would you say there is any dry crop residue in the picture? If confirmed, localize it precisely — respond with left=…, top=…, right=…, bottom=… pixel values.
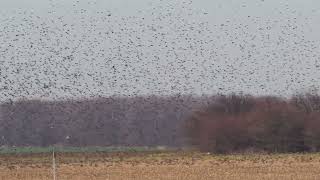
left=1, top=152, right=320, bottom=180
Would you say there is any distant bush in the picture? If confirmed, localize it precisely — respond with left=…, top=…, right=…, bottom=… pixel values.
left=185, top=93, right=320, bottom=153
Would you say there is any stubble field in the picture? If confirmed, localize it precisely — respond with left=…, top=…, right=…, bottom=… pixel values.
left=0, top=151, right=320, bottom=180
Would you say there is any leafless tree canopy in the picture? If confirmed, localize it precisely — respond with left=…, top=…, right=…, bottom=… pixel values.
left=0, top=95, right=208, bottom=147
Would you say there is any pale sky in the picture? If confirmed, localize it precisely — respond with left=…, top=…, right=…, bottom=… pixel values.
left=1, top=0, right=320, bottom=102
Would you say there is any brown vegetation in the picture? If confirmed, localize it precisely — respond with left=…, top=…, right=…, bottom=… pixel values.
left=185, top=93, right=320, bottom=153
left=1, top=152, right=320, bottom=180
left=1, top=93, right=320, bottom=154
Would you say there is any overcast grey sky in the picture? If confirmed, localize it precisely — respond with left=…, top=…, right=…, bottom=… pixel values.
left=1, top=0, right=320, bottom=102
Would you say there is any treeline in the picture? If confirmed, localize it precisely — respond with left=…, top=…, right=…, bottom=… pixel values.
left=1, top=93, right=320, bottom=153
left=0, top=95, right=209, bottom=147
left=185, top=93, right=320, bottom=153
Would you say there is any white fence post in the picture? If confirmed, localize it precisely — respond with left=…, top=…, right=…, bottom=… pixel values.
left=52, top=147, right=57, bottom=180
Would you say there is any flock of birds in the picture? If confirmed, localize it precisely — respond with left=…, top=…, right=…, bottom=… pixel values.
left=0, top=0, right=320, bottom=103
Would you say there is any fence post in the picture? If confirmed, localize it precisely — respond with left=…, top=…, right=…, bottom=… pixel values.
left=52, top=147, right=57, bottom=180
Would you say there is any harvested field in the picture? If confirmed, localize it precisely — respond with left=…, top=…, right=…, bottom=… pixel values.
left=0, top=151, right=320, bottom=180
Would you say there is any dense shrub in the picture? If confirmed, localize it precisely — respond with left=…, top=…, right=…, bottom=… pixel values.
left=185, top=93, right=320, bottom=153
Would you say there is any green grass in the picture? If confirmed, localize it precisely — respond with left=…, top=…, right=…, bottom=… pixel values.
left=0, top=146, right=174, bottom=154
